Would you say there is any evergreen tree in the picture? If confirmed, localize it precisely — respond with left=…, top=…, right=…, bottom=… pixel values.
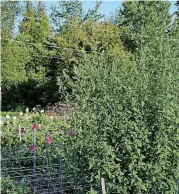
left=34, top=1, right=55, bottom=104
left=17, top=1, right=37, bottom=76
left=17, top=1, right=52, bottom=106
left=51, top=0, right=104, bottom=33
left=17, top=1, right=51, bottom=77
left=114, top=1, right=171, bottom=52
left=171, top=1, right=179, bottom=38
left=82, top=1, right=104, bottom=22
left=170, top=1, right=179, bottom=62
left=51, top=0, right=83, bottom=32
left=36, top=1, right=51, bottom=42
left=176, top=1, right=179, bottom=16
left=18, top=1, right=37, bottom=42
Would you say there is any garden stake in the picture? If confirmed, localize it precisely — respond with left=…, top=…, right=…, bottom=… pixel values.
left=101, top=178, right=106, bottom=194
left=57, top=142, right=63, bottom=193
left=33, top=129, right=37, bottom=178
left=19, top=125, right=21, bottom=142
left=26, top=107, right=29, bottom=113
left=45, top=134, right=50, bottom=178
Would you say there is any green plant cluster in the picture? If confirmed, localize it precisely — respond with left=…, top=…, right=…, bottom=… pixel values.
left=1, top=177, right=31, bottom=194
left=64, top=35, right=179, bottom=193
left=1, top=111, right=20, bottom=117
left=1, top=114, right=70, bottom=145
left=1, top=114, right=100, bottom=193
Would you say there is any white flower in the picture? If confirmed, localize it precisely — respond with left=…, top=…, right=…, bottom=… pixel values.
left=6, top=115, right=10, bottom=119
left=0, top=121, right=3, bottom=125
left=40, top=109, right=44, bottom=113
left=0, top=117, right=3, bottom=125
left=25, top=108, right=29, bottom=113
left=49, top=116, right=54, bottom=120
left=13, top=116, right=17, bottom=120
left=19, top=112, right=23, bottom=116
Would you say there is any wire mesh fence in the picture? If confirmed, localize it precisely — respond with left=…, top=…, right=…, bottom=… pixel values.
left=1, top=120, right=179, bottom=193
left=1, top=127, right=101, bottom=194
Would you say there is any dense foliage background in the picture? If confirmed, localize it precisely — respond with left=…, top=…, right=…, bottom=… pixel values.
left=1, top=1, right=179, bottom=193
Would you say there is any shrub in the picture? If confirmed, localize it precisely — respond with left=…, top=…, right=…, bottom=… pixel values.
left=65, top=41, right=179, bottom=193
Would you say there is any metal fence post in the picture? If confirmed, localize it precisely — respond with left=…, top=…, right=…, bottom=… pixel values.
left=45, top=134, right=50, bottom=178
left=57, top=142, right=63, bottom=193
left=33, top=128, right=37, bottom=183
left=19, top=125, right=21, bottom=142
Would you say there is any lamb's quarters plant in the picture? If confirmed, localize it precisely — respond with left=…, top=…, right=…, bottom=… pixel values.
left=64, top=37, right=179, bottom=193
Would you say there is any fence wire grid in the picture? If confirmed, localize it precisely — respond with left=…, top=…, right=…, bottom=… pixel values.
left=1, top=128, right=101, bottom=194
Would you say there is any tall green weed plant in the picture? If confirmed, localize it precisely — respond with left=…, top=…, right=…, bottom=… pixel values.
left=65, top=36, right=179, bottom=193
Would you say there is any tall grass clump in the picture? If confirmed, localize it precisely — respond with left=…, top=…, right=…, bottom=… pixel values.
left=64, top=35, right=179, bottom=193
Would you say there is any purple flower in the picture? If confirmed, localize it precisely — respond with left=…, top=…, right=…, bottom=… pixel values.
left=46, top=137, right=52, bottom=144
left=32, top=124, right=39, bottom=130
left=29, top=145, right=34, bottom=152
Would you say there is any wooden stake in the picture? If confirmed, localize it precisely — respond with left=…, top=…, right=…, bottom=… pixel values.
left=101, top=178, right=106, bottom=194
left=26, top=107, right=29, bottom=114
